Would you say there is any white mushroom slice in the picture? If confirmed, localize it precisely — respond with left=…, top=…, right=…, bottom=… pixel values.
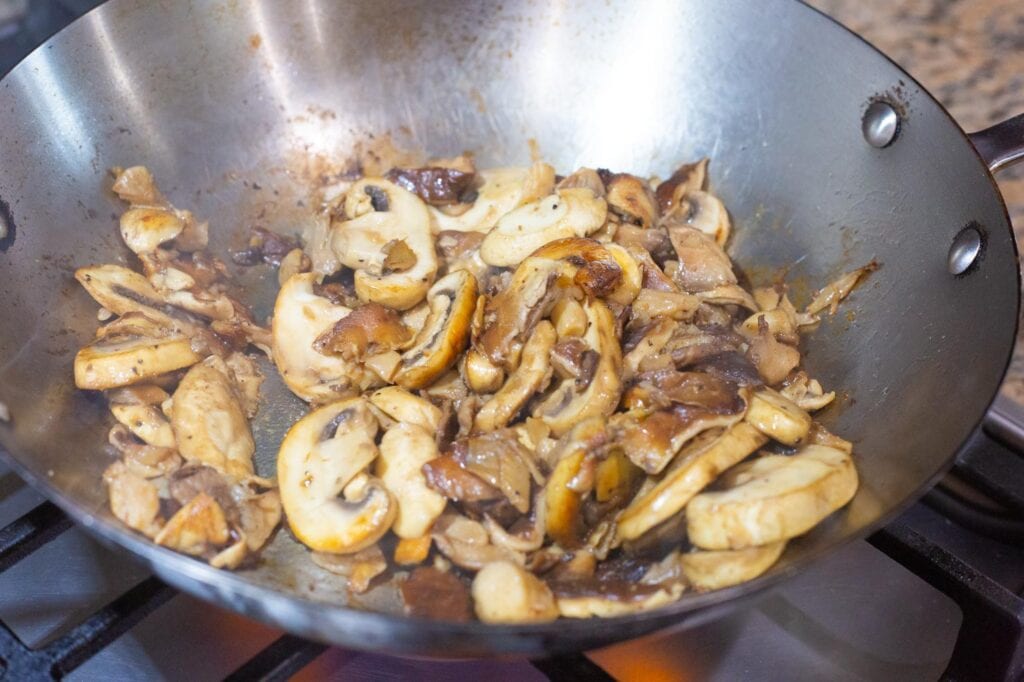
left=533, top=300, right=621, bottom=437
left=170, top=356, right=255, bottom=481
left=75, top=265, right=203, bottom=331
left=277, top=399, right=396, bottom=554
left=475, top=321, right=556, bottom=432
left=471, top=561, right=558, bottom=623
left=680, top=542, right=786, bottom=591
left=744, top=388, right=812, bottom=445
left=394, top=269, right=477, bottom=389
left=462, top=348, right=505, bottom=393
left=103, top=461, right=161, bottom=536
left=806, top=261, right=879, bottom=316
left=479, top=188, right=608, bottom=267
left=429, top=167, right=531, bottom=233
left=331, top=178, right=438, bottom=310
left=119, top=207, right=184, bottom=254
left=676, top=190, right=731, bottom=246
left=687, top=445, right=858, bottom=550
left=616, top=423, right=767, bottom=542
left=74, top=332, right=202, bottom=390
left=368, top=386, right=442, bottom=431
left=374, top=423, right=446, bottom=538
left=154, top=492, right=230, bottom=555
left=111, top=403, right=175, bottom=448
left=271, top=273, right=379, bottom=404
left=556, top=582, right=685, bottom=618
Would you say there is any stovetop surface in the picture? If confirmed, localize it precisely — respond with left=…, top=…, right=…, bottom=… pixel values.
left=0, top=1, right=1022, bottom=680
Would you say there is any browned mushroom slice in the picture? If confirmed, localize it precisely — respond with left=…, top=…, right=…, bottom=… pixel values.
left=806, top=261, right=879, bottom=316
left=313, top=302, right=412, bottom=360
left=400, top=567, right=473, bottom=621
left=680, top=542, right=786, bottom=591
left=432, top=513, right=523, bottom=570
left=112, top=165, right=169, bottom=207
left=629, top=289, right=700, bottom=326
left=605, top=173, right=659, bottom=228
left=75, top=328, right=202, bottom=390
left=655, top=158, right=709, bottom=213
left=674, top=191, right=731, bottom=246
left=394, top=269, right=477, bottom=389
left=475, top=321, right=557, bottom=432
left=532, top=299, right=622, bottom=437
left=544, top=417, right=608, bottom=547
left=472, top=561, right=559, bottom=623
left=170, top=356, right=256, bottom=481
left=746, top=316, right=801, bottom=385
left=430, top=167, right=532, bottom=233
left=556, top=167, right=605, bottom=197
left=616, top=422, right=768, bottom=542
left=385, top=166, right=477, bottom=206
left=75, top=265, right=208, bottom=332
left=375, top=422, right=446, bottom=538
left=108, top=426, right=182, bottom=478
left=103, top=461, right=162, bottom=536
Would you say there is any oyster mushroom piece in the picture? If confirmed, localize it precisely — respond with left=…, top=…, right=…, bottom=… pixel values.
left=394, top=269, right=478, bottom=389
left=806, top=261, right=879, bottom=316
left=104, top=461, right=162, bottom=536
left=429, top=167, right=532, bottom=233
left=472, top=561, right=558, bottom=624
left=271, top=273, right=380, bottom=404
left=744, top=388, right=812, bottom=445
left=687, top=445, right=858, bottom=550
left=475, top=321, right=557, bottom=432
left=331, top=178, right=438, bottom=310
left=119, top=207, right=184, bottom=254
left=479, top=188, right=608, bottom=267
left=277, top=398, right=396, bottom=554
left=154, top=492, right=230, bottom=555
left=666, top=225, right=737, bottom=293
left=368, top=386, right=443, bottom=432
left=375, top=422, right=447, bottom=538
left=74, top=330, right=202, bottom=390
left=655, top=158, right=709, bottom=213
left=532, top=300, right=622, bottom=437
left=680, top=541, right=786, bottom=591
left=170, top=356, right=255, bottom=481
left=605, top=173, right=659, bottom=228
left=616, top=422, right=768, bottom=542
left=432, top=513, right=523, bottom=570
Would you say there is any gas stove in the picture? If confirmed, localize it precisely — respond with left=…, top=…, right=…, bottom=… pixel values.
left=0, top=3, right=1022, bottom=680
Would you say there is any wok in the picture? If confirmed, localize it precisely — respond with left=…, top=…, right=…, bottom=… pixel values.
left=0, top=0, right=1020, bottom=658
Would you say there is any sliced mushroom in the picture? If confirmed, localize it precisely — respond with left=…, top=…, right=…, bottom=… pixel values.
left=680, top=541, right=786, bottom=591
left=432, top=513, right=523, bottom=570
left=375, top=423, right=447, bottom=538
left=532, top=300, right=622, bottom=437
left=311, top=545, right=388, bottom=594
left=462, top=348, right=505, bottom=393
left=747, top=317, right=801, bottom=385
left=686, top=445, right=858, bottom=550
left=154, top=492, right=230, bottom=555
left=655, top=158, right=708, bottom=212
left=544, top=417, right=607, bottom=547
left=605, top=173, right=659, bottom=228
left=394, top=269, right=477, bottom=389
left=475, top=321, right=556, bottom=431
left=806, top=261, right=879, bottom=315
left=277, top=398, right=396, bottom=553
left=554, top=582, right=685, bottom=618
left=472, top=561, right=558, bottom=623
left=780, top=372, right=836, bottom=412
left=103, top=461, right=162, bottom=536
left=271, top=273, right=380, bottom=403
left=629, top=289, right=700, bottom=326
left=674, top=191, right=731, bottom=246
left=394, top=535, right=433, bottom=565
left=429, top=167, right=532, bottom=233
left=75, top=265, right=205, bottom=332
left=622, top=318, right=676, bottom=380
left=75, top=327, right=202, bottom=390
left=368, top=386, right=442, bottom=432
left=666, top=225, right=737, bottom=293
left=693, top=284, right=758, bottom=310
left=557, top=167, right=605, bottom=196
left=108, top=425, right=182, bottom=478
left=112, top=165, right=168, bottom=207
left=313, top=302, right=411, bottom=360
left=744, top=388, right=812, bottom=445
left=331, top=178, right=438, bottom=310
left=604, top=244, right=643, bottom=306
left=119, top=207, right=184, bottom=255
left=615, top=422, right=767, bottom=542
left=110, top=403, right=175, bottom=447
left=479, top=188, right=608, bottom=267
left=170, top=356, right=255, bottom=481
left=550, top=298, right=587, bottom=339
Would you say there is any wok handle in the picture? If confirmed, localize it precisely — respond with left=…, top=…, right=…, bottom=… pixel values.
left=968, top=113, right=1024, bottom=174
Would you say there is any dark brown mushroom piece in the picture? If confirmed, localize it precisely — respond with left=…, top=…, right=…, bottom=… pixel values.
left=313, top=302, right=412, bottom=361
left=627, top=370, right=745, bottom=414
left=231, top=226, right=301, bottom=267
left=615, top=227, right=676, bottom=267
left=450, top=432, right=535, bottom=514
left=386, top=167, right=477, bottom=206
left=400, top=567, right=473, bottom=621
left=655, top=158, right=708, bottom=213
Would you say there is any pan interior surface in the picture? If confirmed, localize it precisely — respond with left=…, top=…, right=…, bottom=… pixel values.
left=0, top=0, right=1016, bottom=656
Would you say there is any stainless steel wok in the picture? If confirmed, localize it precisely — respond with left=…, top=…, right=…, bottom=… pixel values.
left=0, top=0, right=1021, bottom=658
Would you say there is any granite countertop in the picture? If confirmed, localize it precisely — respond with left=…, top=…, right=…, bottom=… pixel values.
left=811, top=0, right=1024, bottom=404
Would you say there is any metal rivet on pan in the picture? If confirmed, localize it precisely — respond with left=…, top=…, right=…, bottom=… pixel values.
left=862, top=101, right=900, bottom=148
left=948, top=224, right=983, bottom=275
